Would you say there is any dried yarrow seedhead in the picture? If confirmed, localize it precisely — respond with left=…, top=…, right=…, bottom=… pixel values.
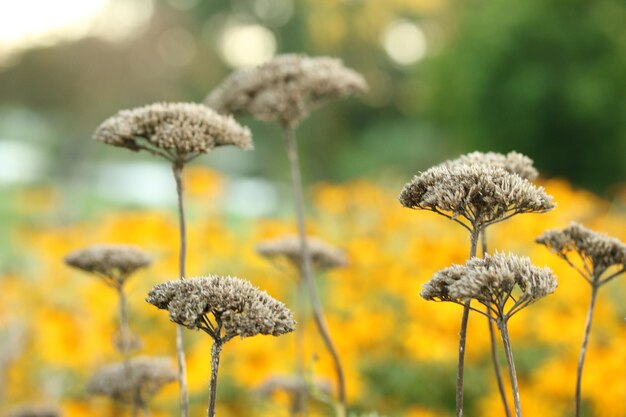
left=257, top=236, right=347, bottom=271
left=94, top=102, right=253, bottom=164
left=257, top=375, right=332, bottom=397
left=206, top=54, right=367, bottom=127
left=87, top=356, right=176, bottom=405
left=65, top=244, right=151, bottom=287
left=537, top=222, right=626, bottom=282
left=444, top=151, right=539, bottom=181
left=399, top=164, right=555, bottom=231
left=422, top=253, right=557, bottom=320
left=4, top=406, right=60, bottom=417
left=146, top=275, right=296, bottom=341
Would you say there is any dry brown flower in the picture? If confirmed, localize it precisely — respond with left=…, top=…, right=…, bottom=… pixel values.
left=257, top=235, right=347, bottom=271
left=206, top=54, right=367, bottom=127
left=399, top=164, right=555, bottom=232
left=421, top=252, right=557, bottom=320
left=4, top=406, right=60, bottom=417
left=444, top=151, right=539, bottom=181
left=93, top=102, right=253, bottom=164
left=536, top=222, right=626, bottom=284
left=146, top=275, right=296, bottom=340
left=64, top=244, right=151, bottom=288
left=86, top=356, right=176, bottom=405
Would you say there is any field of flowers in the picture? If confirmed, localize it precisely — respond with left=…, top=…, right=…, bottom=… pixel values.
left=1, top=165, right=625, bottom=417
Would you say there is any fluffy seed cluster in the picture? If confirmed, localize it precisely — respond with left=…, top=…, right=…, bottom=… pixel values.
left=536, top=222, right=626, bottom=276
left=65, top=244, right=151, bottom=286
left=257, top=236, right=347, bottom=271
left=86, top=356, right=176, bottom=404
left=444, top=151, right=539, bottom=180
left=206, top=54, right=367, bottom=126
left=146, top=275, right=296, bottom=340
left=422, top=253, right=557, bottom=318
left=93, top=102, right=253, bottom=162
left=4, top=406, right=60, bottom=417
left=399, top=164, right=555, bottom=229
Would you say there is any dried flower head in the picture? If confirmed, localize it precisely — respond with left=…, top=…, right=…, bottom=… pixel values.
left=536, top=222, right=626, bottom=284
left=444, top=151, right=539, bottom=181
left=206, top=54, right=367, bottom=127
left=93, top=102, right=253, bottom=164
left=257, top=375, right=332, bottom=398
left=399, top=164, right=555, bottom=231
left=87, top=356, right=176, bottom=405
left=257, top=236, right=347, bottom=271
left=421, top=253, right=557, bottom=320
left=146, top=275, right=296, bottom=341
left=64, top=244, right=151, bottom=288
left=4, top=406, right=60, bottom=417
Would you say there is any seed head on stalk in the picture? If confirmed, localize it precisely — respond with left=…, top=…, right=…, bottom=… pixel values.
left=257, top=236, right=348, bottom=272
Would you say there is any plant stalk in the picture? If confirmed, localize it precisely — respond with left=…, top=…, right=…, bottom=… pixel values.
left=575, top=284, right=599, bottom=417
left=118, top=285, right=130, bottom=356
left=283, top=124, right=346, bottom=416
left=207, top=340, right=223, bottom=417
left=295, top=279, right=308, bottom=416
left=498, top=319, right=523, bottom=417
left=173, top=163, right=189, bottom=417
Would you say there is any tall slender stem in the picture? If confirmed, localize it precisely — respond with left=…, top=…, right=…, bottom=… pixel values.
left=480, top=233, right=512, bottom=417
left=173, top=163, right=189, bottom=417
left=207, top=340, right=223, bottom=417
left=499, top=319, right=523, bottom=417
left=575, top=284, right=599, bottom=417
left=456, top=228, right=479, bottom=417
left=282, top=124, right=346, bottom=416
left=118, top=285, right=130, bottom=356
left=294, top=279, right=308, bottom=416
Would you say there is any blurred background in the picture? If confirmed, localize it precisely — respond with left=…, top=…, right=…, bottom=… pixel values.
left=1, top=0, right=625, bottom=416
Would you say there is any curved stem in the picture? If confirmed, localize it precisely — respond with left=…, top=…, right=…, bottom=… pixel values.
left=283, top=124, right=346, bottom=416
left=575, top=284, right=599, bottom=417
left=499, top=320, right=522, bottom=417
left=173, top=163, right=189, bottom=417
left=207, top=340, right=223, bottom=417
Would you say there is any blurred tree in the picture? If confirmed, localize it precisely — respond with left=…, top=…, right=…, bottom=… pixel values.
left=427, top=0, right=626, bottom=192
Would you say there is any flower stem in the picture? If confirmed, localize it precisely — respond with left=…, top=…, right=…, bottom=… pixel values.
left=282, top=124, right=346, bottom=416
left=295, top=279, right=308, bottom=416
left=498, top=319, right=523, bottom=417
left=173, top=163, right=189, bottom=417
left=118, top=285, right=130, bottom=356
left=480, top=233, right=512, bottom=417
left=575, top=284, right=599, bottom=417
left=207, top=340, right=223, bottom=417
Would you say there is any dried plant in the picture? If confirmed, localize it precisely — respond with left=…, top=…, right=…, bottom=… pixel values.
left=257, top=375, right=332, bottom=417
left=399, top=161, right=554, bottom=417
left=536, top=222, right=626, bottom=417
left=94, top=102, right=253, bottom=417
left=87, top=356, right=176, bottom=415
left=65, top=244, right=151, bottom=355
left=207, top=54, right=366, bottom=416
left=422, top=253, right=557, bottom=417
left=257, top=236, right=348, bottom=272
left=147, top=275, right=295, bottom=417
left=4, top=406, right=60, bottom=417
left=443, top=151, right=539, bottom=181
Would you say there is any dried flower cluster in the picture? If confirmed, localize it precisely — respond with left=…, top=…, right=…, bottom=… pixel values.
left=257, top=236, right=347, bottom=271
left=146, top=275, right=296, bottom=340
left=399, top=164, right=555, bottom=230
left=87, top=356, right=176, bottom=404
left=206, top=54, right=367, bottom=126
left=93, top=102, right=253, bottom=163
left=422, top=253, right=557, bottom=319
left=444, top=151, right=539, bottom=181
left=4, top=406, right=60, bottom=417
left=64, top=244, right=151, bottom=287
left=536, top=222, right=626, bottom=280
left=257, top=375, right=332, bottom=397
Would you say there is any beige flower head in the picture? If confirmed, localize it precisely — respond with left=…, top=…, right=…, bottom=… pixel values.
left=64, top=244, right=151, bottom=288
left=4, top=406, right=60, bottom=417
left=399, top=164, right=555, bottom=231
left=422, top=253, right=557, bottom=320
left=444, top=151, right=539, bottom=181
left=146, top=275, right=296, bottom=341
left=94, top=102, right=253, bottom=164
left=86, top=356, right=176, bottom=405
left=536, top=222, right=626, bottom=284
left=257, top=236, right=347, bottom=271
left=206, top=54, right=367, bottom=127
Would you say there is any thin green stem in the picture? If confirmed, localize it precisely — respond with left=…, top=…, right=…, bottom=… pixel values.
left=283, top=124, right=346, bottom=417
left=575, top=284, right=599, bottom=417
